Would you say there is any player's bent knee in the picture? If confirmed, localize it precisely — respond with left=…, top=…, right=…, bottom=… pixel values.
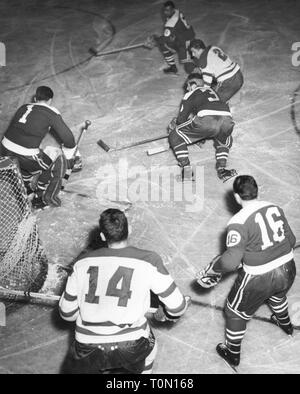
left=168, top=129, right=178, bottom=147
left=224, top=303, right=241, bottom=321
left=142, top=341, right=157, bottom=374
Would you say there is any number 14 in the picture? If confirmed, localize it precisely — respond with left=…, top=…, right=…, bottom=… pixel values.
left=85, top=266, right=134, bottom=307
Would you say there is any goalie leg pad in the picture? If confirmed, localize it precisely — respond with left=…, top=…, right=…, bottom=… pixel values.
left=37, top=154, right=67, bottom=207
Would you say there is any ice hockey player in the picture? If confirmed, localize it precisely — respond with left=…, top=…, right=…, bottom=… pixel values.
left=59, top=209, right=190, bottom=374
left=196, top=175, right=297, bottom=369
left=168, top=72, right=237, bottom=182
left=188, top=39, right=244, bottom=103
left=0, top=86, right=81, bottom=209
left=152, top=1, right=195, bottom=74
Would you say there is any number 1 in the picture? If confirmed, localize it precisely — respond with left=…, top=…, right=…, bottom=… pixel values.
left=19, top=105, right=33, bottom=124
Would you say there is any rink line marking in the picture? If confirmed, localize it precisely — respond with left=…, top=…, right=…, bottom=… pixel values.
left=141, top=204, right=197, bottom=275
left=190, top=299, right=300, bottom=331
left=0, top=335, right=68, bottom=360
left=239, top=99, right=300, bottom=127
left=242, top=159, right=300, bottom=193
left=156, top=329, right=209, bottom=355
left=171, top=205, right=217, bottom=265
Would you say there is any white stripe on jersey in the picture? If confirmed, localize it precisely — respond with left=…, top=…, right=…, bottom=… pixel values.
left=197, top=109, right=232, bottom=117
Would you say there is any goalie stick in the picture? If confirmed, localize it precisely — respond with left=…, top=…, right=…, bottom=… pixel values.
left=61, top=120, right=91, bottom=190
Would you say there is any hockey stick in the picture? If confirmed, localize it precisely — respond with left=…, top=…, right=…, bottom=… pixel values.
left=89, top=40, right=152, bottom=57
left=290, top=83, right=300, bottom=134
left=97, top=134, right=168, bottom=153
left=147, top=139, right=206, bottom=156
left=0, top=288, right=60, bottom=306
left=61, top=120, right=91, bottom=190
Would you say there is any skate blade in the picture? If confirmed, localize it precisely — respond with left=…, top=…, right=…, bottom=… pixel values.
left=222, top=359, right=239, bottom=374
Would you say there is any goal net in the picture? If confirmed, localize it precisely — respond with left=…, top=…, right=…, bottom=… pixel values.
left=0, top=156, right=48, bottom=292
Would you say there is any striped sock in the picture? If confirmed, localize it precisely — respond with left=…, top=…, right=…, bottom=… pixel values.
left=269, top=296, right=291, bottom=327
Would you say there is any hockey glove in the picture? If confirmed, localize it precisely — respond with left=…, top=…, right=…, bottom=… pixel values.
left=153, top=295, right=191, bottom=322
left=144, top=35, right=159, bottom=49
left=196, top=255, right=223, bottom=288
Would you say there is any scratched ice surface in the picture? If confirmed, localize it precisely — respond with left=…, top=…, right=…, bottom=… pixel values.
left=0, top=0, right=299, bottom=374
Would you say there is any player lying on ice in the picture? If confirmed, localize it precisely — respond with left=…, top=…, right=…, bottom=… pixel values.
left=0, top=86, right=82, bottom=210
left=59, top=208, right=191, bottom=374
left=168, top=72, right=237, bottom=182
left=196, top=175, right=297, bottom=370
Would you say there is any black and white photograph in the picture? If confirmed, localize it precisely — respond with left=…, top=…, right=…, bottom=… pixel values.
left=0, top=0, right=299, bottom=376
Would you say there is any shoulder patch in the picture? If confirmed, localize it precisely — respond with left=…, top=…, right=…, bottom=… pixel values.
left=164, top=28, right=171, bottom=37
left=226, top=230, right=241, bottom=247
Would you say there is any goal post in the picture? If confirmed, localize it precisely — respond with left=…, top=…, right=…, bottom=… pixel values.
left=0, top=156, right=48, bottom=292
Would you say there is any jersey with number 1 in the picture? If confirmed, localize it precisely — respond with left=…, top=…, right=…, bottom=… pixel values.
left=223, top=201, right=296, bottom=272
left=195, top=45, right=240, bottom=86
left=4, top=103, right=75, bottom=149
left=59, top=246, right=186, bottom=344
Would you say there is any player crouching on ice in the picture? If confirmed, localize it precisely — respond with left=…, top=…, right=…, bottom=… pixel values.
left=59, top=209, right=191, bottom=374
left=196, top=175, right=297, bottom=369
left=0, top=86, right=82, bottom=209
left=168, top=73, right=237, bottom=182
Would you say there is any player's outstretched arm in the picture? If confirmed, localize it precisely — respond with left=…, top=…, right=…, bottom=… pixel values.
left=50, top=115, right=76, bottom=149
left=196, top=255, right=223, bottom=288
left=149, top=252, right=191, bottom=323
left=59, top=268, right=79, bottom=322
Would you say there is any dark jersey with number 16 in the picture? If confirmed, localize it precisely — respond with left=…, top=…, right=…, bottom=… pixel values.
left=176, top=86, right=232, bottom=125
left=4, top=103, right=75, bottom=149
left=219, top=200, right=296, bottom=272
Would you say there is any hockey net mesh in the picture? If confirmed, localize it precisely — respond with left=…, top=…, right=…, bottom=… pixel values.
left=0, top=156, right=48, bottom=292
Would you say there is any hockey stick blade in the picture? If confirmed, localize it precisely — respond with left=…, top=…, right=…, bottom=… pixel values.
left=61, top=120, right=91, bottom=190
left=147, top=146, right=169, bottom=155
left=88, top=47, right=98, bottom=56
left=97, top=139, right=111, bottom=152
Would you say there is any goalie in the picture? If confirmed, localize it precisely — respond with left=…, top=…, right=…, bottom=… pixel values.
left=196, top=175, right=296, bottom=369
left=168, top=73, right=237, bottom=182
left=0, top=86, right=81, bottom=210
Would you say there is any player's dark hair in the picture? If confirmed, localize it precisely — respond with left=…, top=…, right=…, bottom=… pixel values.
left=164, top=1, right=175, bottom=9
left=35, top=86, right=54, bottom=101
left=99, top=209, right=128, bottom=243
left=190, top=38, right=206, bottom=50
left=233, top=175, right=258, bottom=201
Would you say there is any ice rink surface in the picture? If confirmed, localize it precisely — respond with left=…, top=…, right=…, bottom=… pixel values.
left=0, top=0, right=300, bottom=374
